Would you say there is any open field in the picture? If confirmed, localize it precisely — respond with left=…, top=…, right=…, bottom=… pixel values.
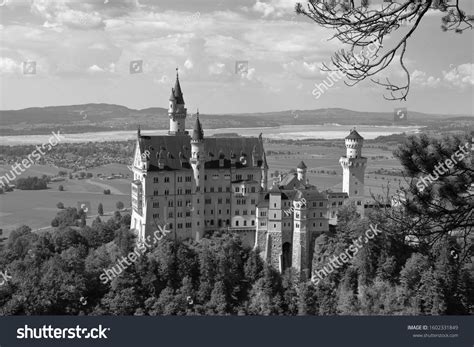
left=0, top=164, right=132, bottom=237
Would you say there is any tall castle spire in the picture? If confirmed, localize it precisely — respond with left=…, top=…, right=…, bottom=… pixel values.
left=173, top=67, right=184, bottom=104
left=168, top=68, right=187, bottom=136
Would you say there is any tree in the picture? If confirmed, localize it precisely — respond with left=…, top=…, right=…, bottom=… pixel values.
left=98, top=203, right=104, bottom=216
left=58, top=185, right=64, bottom=191
left=56, top=202, right=64, bottom=209
left=375, top=134, right=473, bottom=252
left=296, top=0, right=473, bottom=100
left=116, top=201, right=124, bottom=210
left=103, top=189, right=111, bottom=195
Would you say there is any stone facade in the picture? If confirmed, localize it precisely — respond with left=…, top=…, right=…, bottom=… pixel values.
left=130, top=72, right=367, bottom=278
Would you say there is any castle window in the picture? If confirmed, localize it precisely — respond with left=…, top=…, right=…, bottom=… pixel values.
left=177, top=200, right=182, bottom=207
left=296, top=223, right=299, bottom=228
left=244, top=220, right=247, bottom=226
left=251, top=220, right=255, bottom=226
left=251, top=210, right=255, bottom=215
left=168, top=200, right=173, bottom=207
left=251, top=199, right=255, bottom=204
left=164, top=190, right=169, bottom=196
left=236, top=221, right=239, bottom=227
left=248, top=174, right=254, bottom=180
left=332, top=202, right=336, bottom=206
left=185, top=189, right=191, bottom=194
left=227, top=209, right=230, bottom=214
left=296, top=213, right=299, bottom=218
left=260, top=211, right=266, bottom=217
left=210, top=220, right=214, bottom=225
left=313, top=202, right=316, bottom=207
left=154, top=190, right=159, bottom=196
left=205, top=199, right=211, bottom=204
left=218, top=209, right=221, bottom=215
left=320, top=212, right=323, bottom=217
left=218, top=187, right=222, bottom=192
left=243, top=210, right=248, bottom=215
left=205, top=175, right=207, bottom=180
left=178, top=223, right=183, bottom=229
left=338, top=201, right=343, bottom=206
left=332, top=211, right=336, bottom=218
left=319, top=202, right=324, bottom=207
left=211, top=210, right=214, bottom=215
left=177, top=176, right=182, bottom=182
left=235, top=210, right=240, bottom=215
left=186, top=211, right=191, bottom=217
left=236, top=174, right=242, bottom=180
left=273, top=213, right=276, bottom=218
left=260, top=222, right=266, bottom=226
left=210, top=187, right=214, bottom=192
left=357, top=201, right=362, bottom=205
left=226, top=199, right=230, bottom=204
left=274, top=224, right=276, bottom=228
left=153, top=202, right=159, bottom=208
left=186, top=222, right=191, bottom=228
left=274, top=203, right=276, bottom=208
left=218, top=198, right=222, bottom=204
left=164, top=177, right=170, bottom=183
left=355, top=190, right=358, bottom=194
left=153, top=213, right=159, bottom=219
left=168, top=212, right=173, bottom=218
left=235, top=187, right=240, bottom=193
left=185, top=176, right=192, bottom=182
left=154, top=177, right=159, bottom=183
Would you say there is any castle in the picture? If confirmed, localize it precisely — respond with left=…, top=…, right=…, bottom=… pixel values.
left=130, top=71, right=367, bottom=277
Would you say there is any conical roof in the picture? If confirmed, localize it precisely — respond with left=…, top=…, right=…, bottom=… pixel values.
left=192, top=116, right=204, bottom=141
left=345, top=129, right=363, bottom=140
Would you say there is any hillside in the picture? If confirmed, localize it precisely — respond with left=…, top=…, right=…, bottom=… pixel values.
left=0, top=104, right=471, bottom=135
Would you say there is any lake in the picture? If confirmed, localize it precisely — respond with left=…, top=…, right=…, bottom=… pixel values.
left=0, top=124, right=421, bottom=145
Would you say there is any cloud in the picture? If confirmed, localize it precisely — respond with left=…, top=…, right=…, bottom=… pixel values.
left=411, top=69, right=441, bottom=88
left=184, top=59, right=194, bottom=69
left=442, top=63, right=473, bottom=88
left=251, top=0, right=295, bottom=18
left=0, top=57, right=21, bottom=74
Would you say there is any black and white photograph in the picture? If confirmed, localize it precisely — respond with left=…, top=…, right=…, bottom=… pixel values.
left=0, top=0, right=472, bottom=346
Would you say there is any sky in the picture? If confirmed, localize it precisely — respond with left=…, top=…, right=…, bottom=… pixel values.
left=0, top=0, right=472, bottom=115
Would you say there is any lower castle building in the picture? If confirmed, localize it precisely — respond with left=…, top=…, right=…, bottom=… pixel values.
left=130, top=71, right=367, bottom=277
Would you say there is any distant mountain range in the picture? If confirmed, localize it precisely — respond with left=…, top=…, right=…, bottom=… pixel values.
left=0, top=104, right=472, bottom=136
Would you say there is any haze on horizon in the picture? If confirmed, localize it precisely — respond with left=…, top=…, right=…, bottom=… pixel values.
left=0, top=0, right=472, bottom=115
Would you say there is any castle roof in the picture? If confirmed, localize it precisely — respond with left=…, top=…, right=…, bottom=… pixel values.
left=297, top=161, right=307, bottom=169
left=192, top=116, right=204, bottom=141
left=173, top=70, right=184, bottom=104
left=136, top=134, right=265, bottom=171
left=345, top=129, right=363, bottom=140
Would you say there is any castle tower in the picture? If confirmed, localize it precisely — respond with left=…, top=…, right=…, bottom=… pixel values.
left=168, top=68, right=188, bottom=136
left=296, top=161, right=307, bottom=183
left=266, top=184, right=283, bottom=271
left=190, top=112, right=205, bottom=240
left=292, top=192, right=310, bottom=278
left=339, top=129, right=367, bottom=214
